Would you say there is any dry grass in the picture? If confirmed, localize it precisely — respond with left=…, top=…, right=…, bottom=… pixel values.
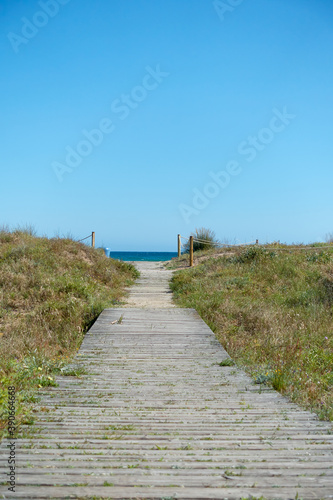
left=0, top=229, right=138, bottom=437
left=170, top=244, right=333, bottom=420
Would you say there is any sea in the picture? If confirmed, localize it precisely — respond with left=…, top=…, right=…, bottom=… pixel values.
left=106, top=251, right=178, bottom=262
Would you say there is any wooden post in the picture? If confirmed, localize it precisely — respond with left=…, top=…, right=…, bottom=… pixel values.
left=178, top=234, right=181, bottom=258
left=92, top=231, right=95, bottom=248
left=189, top=236, right=194, bottom=267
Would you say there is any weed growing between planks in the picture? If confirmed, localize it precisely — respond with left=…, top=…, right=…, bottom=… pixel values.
left=170, top=244, right=333, bottom=420
left=0, top=229, right=138, bottom=438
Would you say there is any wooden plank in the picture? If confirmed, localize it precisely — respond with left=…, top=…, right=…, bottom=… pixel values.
left=2, top=485, right=331, bottom=499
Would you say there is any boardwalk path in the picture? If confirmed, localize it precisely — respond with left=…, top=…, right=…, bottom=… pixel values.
left=124, top=261, right=175, bottom=308
left=1, top=262, right=333, bottom=499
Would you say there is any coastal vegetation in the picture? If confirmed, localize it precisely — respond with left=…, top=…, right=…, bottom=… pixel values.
left=182, top=227, right=220, bottom=253
left=0, top=228, right=138, bottom=438
left=170, top=242, right=333, bottom=420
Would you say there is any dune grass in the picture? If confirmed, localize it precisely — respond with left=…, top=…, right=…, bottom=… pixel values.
left=182, top=227, right=220, bottom=253
left=0, top=229, right=138, bottom=438
left=170, top=244, right=333, bottom=420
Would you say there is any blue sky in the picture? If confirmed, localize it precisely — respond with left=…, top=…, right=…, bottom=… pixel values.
left=1, top=0, right=333, bottom=250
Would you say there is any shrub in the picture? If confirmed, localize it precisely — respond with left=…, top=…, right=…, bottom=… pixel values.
left=183, top=227, right=220, bottom=253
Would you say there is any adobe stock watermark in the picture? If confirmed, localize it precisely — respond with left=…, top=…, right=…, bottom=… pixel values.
left=7, top=0, right=71, bottom=54
left=179, top=106, right=296, bottom=223
left=52, top=65, right=169, bottom=182
left=213, top=0, right=245, bottom=22
left=6, top=387, right=17, bottom=493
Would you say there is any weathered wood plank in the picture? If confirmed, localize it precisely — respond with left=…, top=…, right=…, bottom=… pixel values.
left=3, top=485, right=332, bottom=499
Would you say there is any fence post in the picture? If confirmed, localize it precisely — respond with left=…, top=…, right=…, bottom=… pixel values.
left=189, top=236, right=194, bottom=267
left=92, top=232, right=95, bottom=248
left=178, top=234, right=181, bottom=257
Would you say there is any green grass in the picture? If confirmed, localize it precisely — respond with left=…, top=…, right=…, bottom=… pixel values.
left=219, top=358, right=235, bottom=366
left=0, top=229, right=138, bottom=438
left=170, top=244, right=333, bottom=421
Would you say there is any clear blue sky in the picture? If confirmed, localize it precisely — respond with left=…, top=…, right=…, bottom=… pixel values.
left=1, top=0, right=333, bottom=250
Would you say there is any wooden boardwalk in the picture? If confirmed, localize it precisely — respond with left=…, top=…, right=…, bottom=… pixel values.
left=123, top=261, right=175, bottom=308
left=1, top=263, right=333, bottom=499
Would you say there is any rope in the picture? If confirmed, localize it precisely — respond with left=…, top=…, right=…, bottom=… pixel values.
left=77, top=234, right=92, bottom=243
left=193, top=239, right=257, bottom=247
left=193, top=239, right=220, bottom=246
left=180, top=235, right=257, bottom=247
left=179, top=235, right=333, bottom=252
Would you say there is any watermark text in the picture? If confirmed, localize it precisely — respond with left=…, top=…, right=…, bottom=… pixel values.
left=179, top=106, right=296, bottom=223
left=7, top=0, right=71, bottom=54
left=6, top=386, right=17, bottom=493
left=213, top=0, right=245, bottom=22
left=52, top=65, right=170, bottom=182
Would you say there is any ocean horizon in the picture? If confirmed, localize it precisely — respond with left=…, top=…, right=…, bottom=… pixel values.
left=105, top=251, right=178, bottom=262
